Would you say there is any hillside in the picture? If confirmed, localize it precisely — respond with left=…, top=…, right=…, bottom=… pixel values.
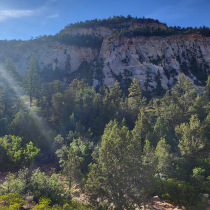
left=0, top=16, right=210, bottom=91
left=2, top=16, right=210, bottom=209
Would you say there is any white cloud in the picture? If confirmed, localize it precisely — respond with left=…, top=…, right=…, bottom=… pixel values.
left=0, top=9, right=34, bottom=21
left=0, top=0, right=57, bottom=22
left=47, top=13, right=59, bottom=18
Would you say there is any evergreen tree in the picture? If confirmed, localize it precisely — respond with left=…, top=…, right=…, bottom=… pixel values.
left=205, top=75, right=210, bottom=98
left=152, top=117, right=174, bottom=146
left=157, top=91, right=184, bottom=127
left=108, top=80, right=122, bottom=106
left=128, top=77, right=142, bottom=113
left=176, top=115, right=207, bottom=161
left=56, top=144, right=81, bottom=189
left=23, top=53, right=40, bottom=107
left=85, top=120, right=154, bottom=209
left=0, top=59, right=19, bottom=112
left=142, top=139, right=155, bottom=166
left=144, top=68, right=153, bottom=93
left=65, top=54, right=71, bottom=75
left=133, top=107, right=152, bottom=144
left=4, top=59, right=21, bottom=83
left=155, top=69, right=163, bottom=96
left=40, top=80, right=63, bottom=108
left=155, top=137, right=171, bottom=174
left=189, top=94, right=210, bottom=121
left=172, top=73, right=194, bottom=97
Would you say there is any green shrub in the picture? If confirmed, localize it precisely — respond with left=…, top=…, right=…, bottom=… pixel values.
left=33, top=197, right=93, bottom=210
left=0, top=168, right=65, bottom=205
left=0, top=193, right=26, bottom=210
left=29, top=169, right=65, bottom=204
left=157, top=177, right=208, bottom=209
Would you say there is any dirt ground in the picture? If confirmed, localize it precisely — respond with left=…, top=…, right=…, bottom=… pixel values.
left=145, top=196, right=185, bottom=210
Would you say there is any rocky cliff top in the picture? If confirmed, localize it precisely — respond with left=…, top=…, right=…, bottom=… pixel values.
left=60, top=21, right=166, bottom=38
left=0, top=16, right=210, bottom=92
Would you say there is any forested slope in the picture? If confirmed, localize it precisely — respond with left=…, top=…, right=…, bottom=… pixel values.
left=1, top=16, right=210, bottom=209
left=1, top=54, right=210, bottom=209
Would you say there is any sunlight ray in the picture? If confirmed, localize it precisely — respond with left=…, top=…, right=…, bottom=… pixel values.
left=0, top=65, right=52, bottom=146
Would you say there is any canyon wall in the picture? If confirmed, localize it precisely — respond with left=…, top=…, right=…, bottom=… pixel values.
left=0, top=22, right=209, bottom=91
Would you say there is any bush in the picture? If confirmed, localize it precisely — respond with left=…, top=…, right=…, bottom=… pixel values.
left=32, top=197, right=92, bottom=210
left=157, top=178, right=208, bottom=209
left=0, top=193, right=26, bottom=209
left=0, top=168, right=65, bottom=205
left=29, top=169, right=65, bottom=204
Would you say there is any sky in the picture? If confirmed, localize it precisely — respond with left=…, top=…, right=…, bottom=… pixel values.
left=0, top=0, right=209, bottom=40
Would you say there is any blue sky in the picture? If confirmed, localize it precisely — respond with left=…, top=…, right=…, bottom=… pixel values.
left=0, top=0, right=209, bottom=40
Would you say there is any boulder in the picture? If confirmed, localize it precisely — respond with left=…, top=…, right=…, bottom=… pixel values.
left=151, top=195, right=161, bottom=202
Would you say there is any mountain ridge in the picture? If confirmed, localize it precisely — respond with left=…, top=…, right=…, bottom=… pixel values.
left=0, top=16, right=210, bottom=92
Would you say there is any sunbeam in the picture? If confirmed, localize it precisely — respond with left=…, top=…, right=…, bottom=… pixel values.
left=0, top=64, right=52, bottom=148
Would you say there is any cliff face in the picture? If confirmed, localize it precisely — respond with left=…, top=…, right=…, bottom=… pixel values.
left=0, top=42, right=99, bottom=75
left=128, top=22, right=166, bottom=30
left=100, top=34, right=210, bottom=89
left=60, top=26, right=113, bottom=38
left=0, top=22, right=210, bottom=91
left=60, top=22, right=166, bottom=38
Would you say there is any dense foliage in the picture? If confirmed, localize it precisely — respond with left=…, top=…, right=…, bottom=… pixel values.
left=110, top=25, right=210, bottom=38
left=64, top=15, right=161, bottom=29
left=0, top=33, right=103, bottom=50
left=1, top=54, right=210, bottom=209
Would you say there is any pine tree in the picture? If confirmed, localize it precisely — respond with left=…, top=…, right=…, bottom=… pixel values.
left=205, top=75, right=210, bottom=98
left=4, top=59, right=21, bottom=83
left=0, top=59, right=19, bottom=112
left=56, top=144, right=81, bottom=189
left=144, top=68, right=153, bottom=93
left=65, top=54, right=71, bottom=75
left=128, top=77, right=142, bottom=113
left=176, top=115, right=207, bottom=159
left=143, top=139, right=155, bottom=166
left=85, top=120, right=154, bottom=209
left=155, top=69, right=163, bottom=96
left=155, top=137, right=171, bottom=174
left=23, top=53, right=40, bottom=107
left=133, top=107, right=152, bottom=143
left=172, top=73, right=194, bottom=97
left=108, top=80, right=122, bottom=106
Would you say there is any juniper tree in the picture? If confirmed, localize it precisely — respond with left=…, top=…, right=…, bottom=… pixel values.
left=85, top=120, right=155, bottom=209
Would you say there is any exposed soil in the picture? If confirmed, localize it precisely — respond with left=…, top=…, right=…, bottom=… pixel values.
left=144, top=196, right=186, bottom=210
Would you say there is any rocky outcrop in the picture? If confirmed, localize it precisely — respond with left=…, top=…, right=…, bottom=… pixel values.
left=0, top=22, right=209, bottom=91
left=60, top=26, right=113, bottom=38
left=60, top=22, right=166, bottom=38
left=128, top=22, right=167, bottom=30
left=99, top=34, right=210, bottom=89
left=0, top=42, right=99, bottom=74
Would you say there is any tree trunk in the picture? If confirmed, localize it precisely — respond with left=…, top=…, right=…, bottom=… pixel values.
left=30, top=93, right=32, bottom=107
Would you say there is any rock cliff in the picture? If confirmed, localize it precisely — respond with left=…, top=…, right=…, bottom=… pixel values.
left=100, top=34, right=210, bottom=89
left=0, top=19, right=209, bottom=91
